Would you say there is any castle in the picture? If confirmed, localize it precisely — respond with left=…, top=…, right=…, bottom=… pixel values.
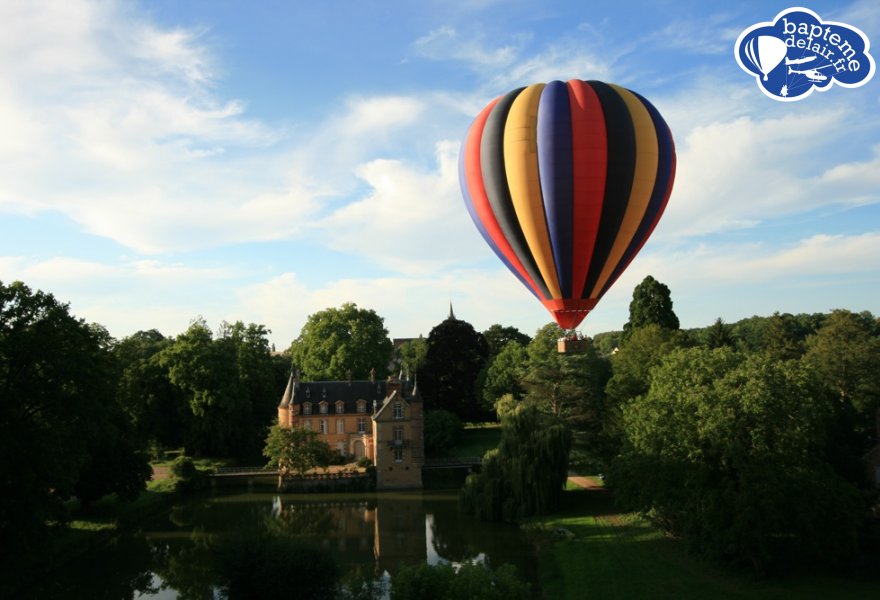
left=277, top=369, right=424, bottom=489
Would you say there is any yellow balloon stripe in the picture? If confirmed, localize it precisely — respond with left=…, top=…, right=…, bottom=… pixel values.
left=588, top=85, right=659, bottom=297
left=503, top=83, right=563, bottom=299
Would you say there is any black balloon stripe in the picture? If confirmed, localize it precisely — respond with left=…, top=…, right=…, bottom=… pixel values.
left=581, top=81, right=636, bottom=299
left=480, top=87, right=553, bottom=301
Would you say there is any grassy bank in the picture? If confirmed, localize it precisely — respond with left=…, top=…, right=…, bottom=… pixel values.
left=451, top=424, right=501, bottom=458
left=528, top=478, right=879, bottom=599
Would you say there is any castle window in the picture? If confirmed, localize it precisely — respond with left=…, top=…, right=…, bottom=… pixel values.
left=357, top=418, right=367, bottom=433
left=335, top=401, right=345, bottom=414
left=303, top=420, right=312, bottom=431
left=393, top=447, right=404, bottom=462
left=356, top=400, right=366, bottom=414
left=393, top=402, right=403, bottom=419
left=393, top=426, right=403, bottom=444
left=319, top=401, right=328, bottom=414
left=319, top=419, right=328, bottom=434
left=336, top=441, right=345, bottom=455
left=303, top=402, right=312, bottom=415
left=336, top=419, right=345, bottom=434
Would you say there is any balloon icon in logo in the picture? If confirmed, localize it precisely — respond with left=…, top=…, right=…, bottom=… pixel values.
left=459, top=80, right=676, bottom=330
left=744, top=35, right=787, bottom=81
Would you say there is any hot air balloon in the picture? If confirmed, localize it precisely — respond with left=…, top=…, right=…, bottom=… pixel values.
left=459, top=80, right=676, bottom=331
left=744, top=35, right=787, bottom=81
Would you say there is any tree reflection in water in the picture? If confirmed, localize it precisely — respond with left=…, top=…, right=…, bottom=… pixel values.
left=25, top=491, right=535, bottom=598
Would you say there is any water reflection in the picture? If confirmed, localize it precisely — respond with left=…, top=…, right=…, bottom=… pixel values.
left=25, top=491, right=536, bottom=599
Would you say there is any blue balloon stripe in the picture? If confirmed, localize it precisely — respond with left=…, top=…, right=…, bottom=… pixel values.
left=537, top=80, right=575, bottom=298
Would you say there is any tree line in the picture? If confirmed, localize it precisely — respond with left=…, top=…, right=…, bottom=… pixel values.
left=4, top=275, right=879, bottom=576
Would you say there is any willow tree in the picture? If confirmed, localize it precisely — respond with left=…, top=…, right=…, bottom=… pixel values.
left=460, top=405, right=571, bottom=522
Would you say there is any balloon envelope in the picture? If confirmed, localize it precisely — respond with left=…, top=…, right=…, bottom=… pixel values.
left=459, top=80, right=676, bottom=329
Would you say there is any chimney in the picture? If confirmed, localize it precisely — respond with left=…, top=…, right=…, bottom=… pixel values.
left=370, top=367, right=376, bottom=383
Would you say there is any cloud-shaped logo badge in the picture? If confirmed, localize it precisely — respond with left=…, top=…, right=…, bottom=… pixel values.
left=735, top=7, right=875, bottom=101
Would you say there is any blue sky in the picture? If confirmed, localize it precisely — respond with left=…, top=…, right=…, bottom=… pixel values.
left=1, top=0, right=878, bottom=348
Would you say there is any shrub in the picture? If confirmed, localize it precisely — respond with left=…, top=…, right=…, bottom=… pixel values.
left=170, top=456, right=209, bottom=492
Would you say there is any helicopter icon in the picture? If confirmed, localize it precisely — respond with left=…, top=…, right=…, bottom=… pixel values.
left=787, top=63, right=834, bottom=82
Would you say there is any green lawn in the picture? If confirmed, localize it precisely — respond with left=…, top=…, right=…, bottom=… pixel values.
left=529, top=483, right=879, bottom=599
left=449, top=425, right=502, bottom=458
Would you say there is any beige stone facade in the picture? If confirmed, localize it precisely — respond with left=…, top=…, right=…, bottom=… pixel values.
left=277, top=374, right=424, bottom=489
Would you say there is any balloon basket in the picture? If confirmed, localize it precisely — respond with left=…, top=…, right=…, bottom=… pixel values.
left=557, top=334, right=589, bottom=354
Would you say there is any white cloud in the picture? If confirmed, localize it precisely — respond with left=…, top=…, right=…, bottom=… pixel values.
left=0, top=0, right=304, bottom=253
left=237, top=266, right=547, bottom=347
left=657, top=106, right=879, bottom=240
left=413, top=26, right=522, bottom=68
left=314, top=141, right=485, bottom=274
left=487, top=40, right=612, bottom=90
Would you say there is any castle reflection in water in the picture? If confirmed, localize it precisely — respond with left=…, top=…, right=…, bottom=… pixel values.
left=268, top=493, right=529, bottom=577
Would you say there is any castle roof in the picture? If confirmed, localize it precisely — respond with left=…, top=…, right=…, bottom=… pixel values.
left=278, top=374, right=418, bottom=413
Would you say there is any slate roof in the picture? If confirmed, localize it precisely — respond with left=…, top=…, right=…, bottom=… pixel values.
left=278, top=376, right=417, bottom=414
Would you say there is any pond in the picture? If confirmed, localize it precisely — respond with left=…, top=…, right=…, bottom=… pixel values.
left=28, top=490, right=538, bottom=598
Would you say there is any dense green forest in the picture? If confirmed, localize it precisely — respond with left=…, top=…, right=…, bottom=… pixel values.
left=2, top=276, right=879, bottom=577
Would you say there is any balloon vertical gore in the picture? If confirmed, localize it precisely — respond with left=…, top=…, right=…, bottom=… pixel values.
left=459, top=80, right=676, bottom=330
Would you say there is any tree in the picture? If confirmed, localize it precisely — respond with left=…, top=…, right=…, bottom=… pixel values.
left=289, top=303, right=392, bottom=381
left=114, top=329, right=187, bottom=453
left=423, top=409, right=463, bottom=456
left=605, top=324, right=688, bottom=405
left=622, top=275, right=679, bottom=339
left=0, top=281, right=150, bottom=561
left=420, top=314, right=490, bottom=421
left=803, top=310, right=880, bottom=486
left=704, top=317, right=734, bottom=349
left=480, top=341, right=529, bottom=412
left=263, top=424, right=333, bottom=480
left=482, top=324, right=531, bottom=356
left=522, top=324, right=608, bottom=422
left=395, top=335, right=428, bottom=376
left=522, top=324, right=611, bottom=466
left=611, top=347, right=863, bottom=573
left=460, top=405, right=571, bottom=523
left=804, top=310, right=880, bottom=432
left=158, top=319, right=277, bottom=458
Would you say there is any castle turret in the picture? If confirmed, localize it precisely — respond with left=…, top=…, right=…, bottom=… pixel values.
left=277, top=372, right=294, bottom=427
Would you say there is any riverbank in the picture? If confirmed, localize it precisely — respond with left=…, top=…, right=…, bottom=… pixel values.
left=529, top=476, right=878, bottom=599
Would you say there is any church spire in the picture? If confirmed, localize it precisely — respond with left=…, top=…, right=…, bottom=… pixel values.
left=448, top=301, right=456, bottom=321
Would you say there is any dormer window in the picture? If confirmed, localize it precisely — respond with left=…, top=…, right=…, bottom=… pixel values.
left=305, top=388, right=311, bottom=399
left=356, top=400, right=366, bottom=414
left=319, top=401, right=328, bottom=414
left=303, top=402, right=312, bottom=415
left=335, top=401, right=345, bottom=414
left=393, top=402, right=403, bottom=419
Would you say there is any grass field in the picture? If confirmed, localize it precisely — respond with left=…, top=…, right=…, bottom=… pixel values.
left=449, top=425, right=502, bottom=458
left=529, top=480, right=879, bottom=599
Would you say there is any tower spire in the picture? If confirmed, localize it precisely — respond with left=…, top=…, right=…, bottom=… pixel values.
left=448, top=301, right=456, bottom=320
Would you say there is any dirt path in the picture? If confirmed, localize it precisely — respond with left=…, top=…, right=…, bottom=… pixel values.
left=567, top=474, right=604, bottom=490
left=151, top=465, right=171, bottom=481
